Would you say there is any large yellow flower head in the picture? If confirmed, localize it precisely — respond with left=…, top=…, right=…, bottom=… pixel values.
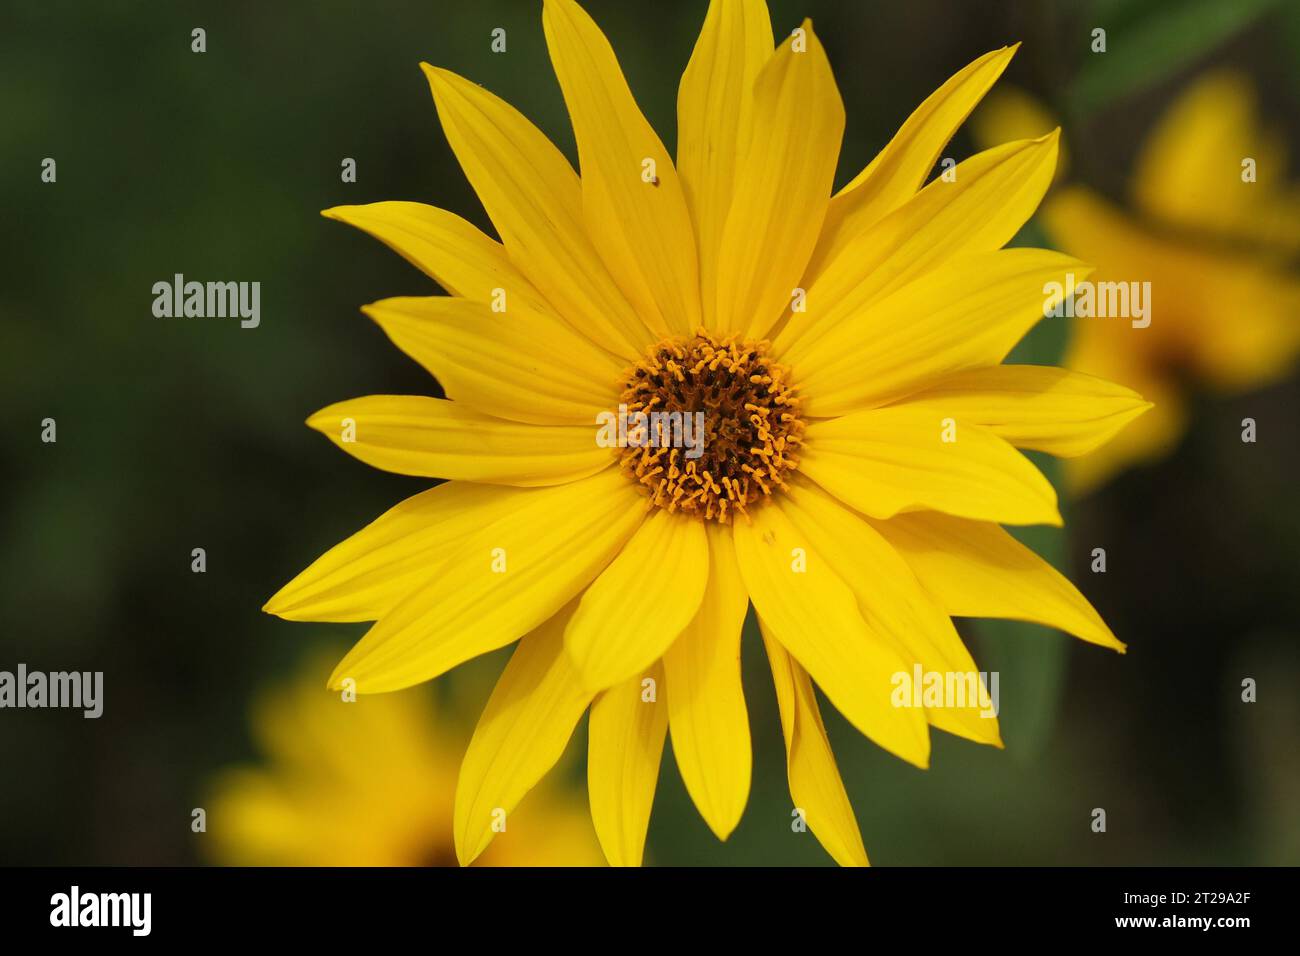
left=266, top=0, right=1148, bottom=866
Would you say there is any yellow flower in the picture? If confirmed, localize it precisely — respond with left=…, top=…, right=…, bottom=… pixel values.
left=973, top=73, right=1300, bottom=492
left=267, top=0, right=1147, bottom=866
left=205, top=653, right=603, bottom=866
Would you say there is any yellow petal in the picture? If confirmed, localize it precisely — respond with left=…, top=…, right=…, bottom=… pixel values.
left=478, top=791, right=606, bottom=867
left=543, top=0, right=701, bottom=336
left=967, top=84, right=1070, bottom=180
left=1132, top=72, right=1282, bottom=243
left=587, top=661, right=668, bottom=867
left=1188, top=267, right=1300, bottom=391
left=328, top=469, right=647, bottom=693
left=761, top=628, right=869, bottom=866
left=454, top=603, right=596, bottom=865
left=306, top=395, right=612, bottom=485
left=801, top=405, right=1061, bottom=526
left=715, top=20, right=845, bottom=339
left=894, top=365, right=1152, bottom=459
left=733, top=498, right=930, bottom=768
left=263, top=482, right=523, bottom=622
left=676, top=0, right=773, bottom=329
left=663, top=522, right=752, bottom=839
left=788, top=249, right=1093, bottom=415
left=422, top=64, right=650, bottom=357
left=1065, top=375, right=1187, bottom=496
left=1043, top=184, right=1300, bottom=489
left=206, top=654, right=464, bottom=866
left=871, top=510, right=1124, bottom=652
left=776, top=132, right=1060, bottom=352
left=363, top=296, right=623, bottom=426
left=781, top=479, right=1001, bottom=747
left=320, top=202, right=550, bottom=312
left=1036, top=188, right=1204, bottom=491
left=205, top=769, right=319, bottom=866
left=807, top=45, right=1019, bottom=283
left=565, top=510, right=709, bottom=691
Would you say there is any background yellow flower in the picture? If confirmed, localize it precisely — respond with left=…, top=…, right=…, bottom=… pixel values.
left=973, top=73, right=1300, bottom=491
left=204, top=652, right=603, bottom=867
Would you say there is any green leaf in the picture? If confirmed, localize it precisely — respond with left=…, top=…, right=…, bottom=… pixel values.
left=1284, top=0, right=1300, bottom=81
left=1071, top=0, right=1282, bottom=116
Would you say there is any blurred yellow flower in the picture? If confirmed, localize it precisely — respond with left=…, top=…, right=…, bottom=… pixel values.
left=205, top=655, right=603, bottom=866
left=974, top=73, right=1300, bottom=492
left=267, top=0, right=1145, bottom=866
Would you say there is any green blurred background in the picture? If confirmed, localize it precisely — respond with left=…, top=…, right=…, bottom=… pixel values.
left=2, top=0, right=1298, bottom=865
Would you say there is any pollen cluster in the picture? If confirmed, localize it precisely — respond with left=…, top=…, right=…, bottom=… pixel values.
left=618, top=330, right=804, bottom=523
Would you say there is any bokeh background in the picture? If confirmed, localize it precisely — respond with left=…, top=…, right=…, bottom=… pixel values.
left=2, top=0, right=1298, bottom=865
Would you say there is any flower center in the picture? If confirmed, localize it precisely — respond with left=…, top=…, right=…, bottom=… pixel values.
left=617, top=329, right=803, bottom=523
